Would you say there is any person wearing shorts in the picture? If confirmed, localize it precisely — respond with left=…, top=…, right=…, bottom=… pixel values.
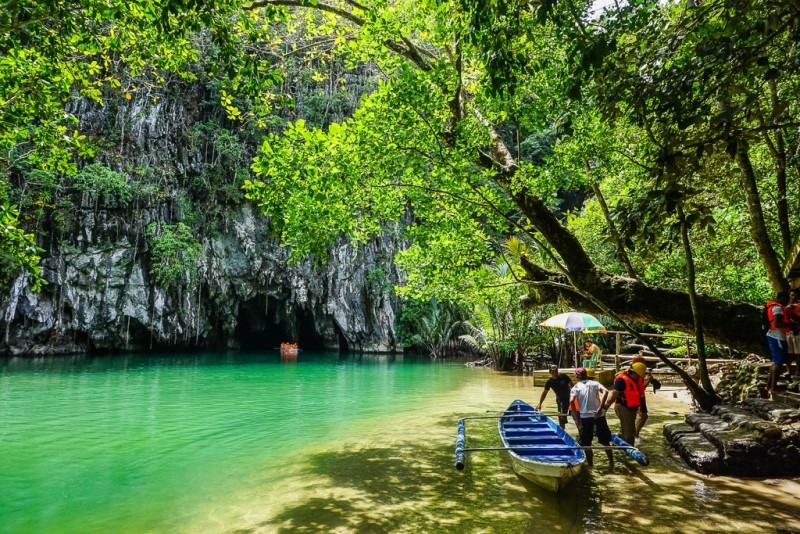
left=569, top=367, right=613, bottom=467
left=536, top=365, right=573, bottom=429
left=784, top=289, right=800, bottom=376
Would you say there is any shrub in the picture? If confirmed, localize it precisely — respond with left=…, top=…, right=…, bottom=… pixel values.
left=147, top=222, right=201, bottom=291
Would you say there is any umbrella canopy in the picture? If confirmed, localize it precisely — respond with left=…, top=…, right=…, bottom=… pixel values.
left=540, top=312, right=606, bottom=367
left=540, top=312, right=605, bottom=333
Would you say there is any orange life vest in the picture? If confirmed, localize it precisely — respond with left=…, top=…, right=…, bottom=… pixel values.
left=766, top=301, right=791, bottom=333
left=614, top=371, right=642, bottom=409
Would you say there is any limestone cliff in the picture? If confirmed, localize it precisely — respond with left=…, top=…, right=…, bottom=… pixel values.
left=2, top=79, right=404, bottom=355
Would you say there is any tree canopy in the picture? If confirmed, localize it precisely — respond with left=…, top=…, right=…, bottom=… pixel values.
left=240, top=0, right=800, bottom=407
left=4, top=0, right=800, bottom=407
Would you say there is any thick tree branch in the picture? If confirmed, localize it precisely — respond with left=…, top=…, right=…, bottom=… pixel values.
left=517, top=256, right=765, bottom=356
left=588, top=169, right=637, bottom=279
left=249, top=0, right=434, bottom=70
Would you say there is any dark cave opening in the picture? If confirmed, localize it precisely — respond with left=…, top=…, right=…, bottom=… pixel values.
left=235, top=295, right=327, bottom=351
left=294, top=307, right=327, bottom=351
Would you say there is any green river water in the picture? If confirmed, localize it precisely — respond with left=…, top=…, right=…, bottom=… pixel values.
left=0, top=352, right=798, bottom=533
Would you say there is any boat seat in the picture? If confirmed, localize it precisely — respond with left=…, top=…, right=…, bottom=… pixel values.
left=505, top=438, right=564, bottom=443
left=503, top=421, right=549, bottom=428
left=517, top=453, right=582, bottom=461
left=511, top=446, right=579, bottom=455
left=504, top=429, right=558, bottom=435
left=505, top=436, right=563, bottom=444
left=505, top=428, right=558, bottom=435
left=502, top=414, right=545, bottom=420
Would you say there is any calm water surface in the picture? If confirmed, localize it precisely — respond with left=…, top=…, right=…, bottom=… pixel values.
left=0, top=352, right=797, bottom=533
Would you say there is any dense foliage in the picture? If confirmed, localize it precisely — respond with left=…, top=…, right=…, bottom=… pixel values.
left=4, top=0, right=800, bottom=407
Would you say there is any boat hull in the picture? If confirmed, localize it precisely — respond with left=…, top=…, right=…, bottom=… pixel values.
left=498, top=400, right=585, bottom=492
left=505, top=453, right=584, bottom=492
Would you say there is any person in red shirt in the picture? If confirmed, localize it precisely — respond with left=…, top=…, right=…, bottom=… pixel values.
left=631, top=354, right=650, bottom=443
left=766, top=291, right=791, bottom=393
left=784, top=289, right=800, bottom=376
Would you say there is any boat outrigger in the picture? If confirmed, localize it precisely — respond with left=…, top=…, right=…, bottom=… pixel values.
left=455, top=399, right=648, bottom=492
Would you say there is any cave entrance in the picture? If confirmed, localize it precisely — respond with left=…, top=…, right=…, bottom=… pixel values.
left=235, top=295, right=326, bottom=351
left=295, top=307, right=327, bottom=351
left=333, top=321, right=349, bottom=353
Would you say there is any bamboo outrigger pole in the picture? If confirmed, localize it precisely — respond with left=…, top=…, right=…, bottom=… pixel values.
left=454, top=416, right=649, bottom=470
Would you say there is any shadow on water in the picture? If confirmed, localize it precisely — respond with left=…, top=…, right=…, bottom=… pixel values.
left=245, top=408, right=800, bottom=534
left=246, top=412, right=591, bottom=533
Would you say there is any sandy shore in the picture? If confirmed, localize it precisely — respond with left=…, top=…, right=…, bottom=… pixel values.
left=653, top=384, right=696, bottom=407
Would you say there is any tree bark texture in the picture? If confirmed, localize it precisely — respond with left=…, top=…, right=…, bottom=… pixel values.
left=591, top=181, right=638, bottom=279
left=734, top=139, right=788, bottom=293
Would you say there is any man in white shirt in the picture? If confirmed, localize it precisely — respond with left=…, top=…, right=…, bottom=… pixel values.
left=569, top=367, right=614, bottom=467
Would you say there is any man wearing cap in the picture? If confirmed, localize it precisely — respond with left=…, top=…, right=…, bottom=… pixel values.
left=605, top=362, right=647, bottom=445
left=536, top=365, right=573, bottom=429
left=569, top=367, right=613, bottom=467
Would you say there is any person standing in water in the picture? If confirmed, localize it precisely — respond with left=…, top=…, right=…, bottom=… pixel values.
left=536, top=365, right=573, bottom=429
left=632, top=354, right=650, bottom=444
left=605, top=362, right=647, bottom=445
left=570, top=367, right=614, bottom=467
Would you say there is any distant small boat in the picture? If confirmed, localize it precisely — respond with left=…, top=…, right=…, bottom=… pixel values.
left=279, top=343, right=299, bottom=353
left=497, top=400, right=585, bottom=492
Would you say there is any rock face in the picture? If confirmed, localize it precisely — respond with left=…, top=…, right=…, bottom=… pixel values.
left=1, top=83, right=405, bottom=356
left=2, top=204, right=404, bottom=355
left=664, top=398, right=800, bottom=476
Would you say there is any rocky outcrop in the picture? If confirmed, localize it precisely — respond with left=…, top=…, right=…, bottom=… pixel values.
left=664, top=398, right=800, bottom=476
left=2, top=203, right=404, bottom=355
left=1, top=78, right=405, bottom=356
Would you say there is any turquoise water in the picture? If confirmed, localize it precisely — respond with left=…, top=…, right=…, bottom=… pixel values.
left=0, top=352, right=478, bottom=533
left=2, top=352, right=799, bottom=534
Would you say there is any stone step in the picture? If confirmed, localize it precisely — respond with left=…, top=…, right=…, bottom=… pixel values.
left=771, top=390, right=800, bottom=408
left=663, top=422, right=721, bottom=474
left=664, top=403, right=800, bottom=477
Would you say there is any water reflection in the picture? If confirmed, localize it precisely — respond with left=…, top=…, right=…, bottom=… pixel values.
left=0, top=351, right=416, bottom=374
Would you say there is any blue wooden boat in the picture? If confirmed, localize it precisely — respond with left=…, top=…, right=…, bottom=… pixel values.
left=498, top=399, right=585, bottom=492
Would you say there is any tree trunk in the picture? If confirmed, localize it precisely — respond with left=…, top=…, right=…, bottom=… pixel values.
left=766, top=79, right=792, bottom=257
left=518, top=256, right=765, bottom=356
left=733, top=138, right=788, bottom=293
left=678, top=205, right=715, bottom=396
left=591, top=180, right=638, bottom=279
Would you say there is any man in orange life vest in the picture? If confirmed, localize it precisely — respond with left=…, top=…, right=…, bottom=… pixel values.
left=766, top=291, right=791, bottom=393
left=604, top=362, right=647, bottom=445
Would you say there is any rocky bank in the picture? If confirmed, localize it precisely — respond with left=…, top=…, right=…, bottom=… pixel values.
left=663, top=362, right=800, bottom=476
